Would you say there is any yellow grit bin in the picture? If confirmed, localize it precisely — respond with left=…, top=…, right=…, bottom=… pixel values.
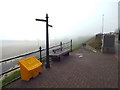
left=18, top=56, right=42, bottom=81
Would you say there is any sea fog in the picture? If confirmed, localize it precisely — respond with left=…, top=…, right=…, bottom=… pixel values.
left=2, top=40, right=44, bottom=60
left=1, top=36, right=91, bottom=60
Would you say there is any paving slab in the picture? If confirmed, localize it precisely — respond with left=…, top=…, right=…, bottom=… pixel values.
left=7, top=48, right=118, bottom=88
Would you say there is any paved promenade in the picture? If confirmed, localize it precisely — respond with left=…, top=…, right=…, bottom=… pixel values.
left=8, top=48, right=118, bottom=88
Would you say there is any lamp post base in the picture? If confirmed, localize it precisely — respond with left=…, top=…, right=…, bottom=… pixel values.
left=45, top=64, right=50, bottom=68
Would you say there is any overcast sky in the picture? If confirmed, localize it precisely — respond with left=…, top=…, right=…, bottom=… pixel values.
left=0, top=0, right=119, bottom=40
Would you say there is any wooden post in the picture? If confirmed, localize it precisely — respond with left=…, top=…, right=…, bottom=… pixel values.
left=45, top=14, right=50, bottom=68
left=35, top=13, right=53, bottom=69
left=60, top=42, right=62, bottom=51
left=71, top=40, right=72, bottom=52
left=39, top=46, right=42, bottom=62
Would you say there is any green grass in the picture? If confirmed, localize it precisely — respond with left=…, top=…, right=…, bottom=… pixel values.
left=41, top=57, right=52, bottom=64
left=1, top=70, right=20, bottom=88
left=72, top=45, right=81, bottom=51
left=87, top=37, right=102, bottom=51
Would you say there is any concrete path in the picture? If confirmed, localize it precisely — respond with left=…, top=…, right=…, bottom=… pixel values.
left=115, top=37, right=120, bottom=61
left=7, top=48, right=118, bottom=88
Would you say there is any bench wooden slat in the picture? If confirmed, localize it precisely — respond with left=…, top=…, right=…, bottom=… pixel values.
left=49, top=49, right=70, bottom=61
left=50, top=50, right=70, bottom=56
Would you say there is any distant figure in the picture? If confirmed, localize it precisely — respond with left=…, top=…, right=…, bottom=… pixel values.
left=82, top=43, right=86, bottom=47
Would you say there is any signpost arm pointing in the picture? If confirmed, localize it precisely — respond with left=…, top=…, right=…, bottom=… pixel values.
left=35, top=19, right=46, bottom=22
left=48, top=24, right=53, bottom=27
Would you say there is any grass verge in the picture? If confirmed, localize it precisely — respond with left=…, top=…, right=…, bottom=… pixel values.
left=72, top=45, right=81, bottom=51
left=1, top=70, right=20, bottom=88
left=41, top=57, right=52, bottom=64
left=87, top=37, right=102, bottom=51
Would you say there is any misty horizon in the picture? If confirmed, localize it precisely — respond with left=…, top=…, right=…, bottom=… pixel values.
left=0, top=0, right=118, bottom=41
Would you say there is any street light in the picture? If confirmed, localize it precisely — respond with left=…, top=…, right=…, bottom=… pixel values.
left=102, top=14, right=104, bottom=34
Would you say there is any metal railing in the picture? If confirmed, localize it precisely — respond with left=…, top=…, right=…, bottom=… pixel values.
left=0, top=40, right=72, bottom=88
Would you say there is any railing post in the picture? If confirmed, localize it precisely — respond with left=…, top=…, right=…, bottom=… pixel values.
left=39, top=46, right=42, bottom=62
left=60, top=42, right=62, bottom=51
left=71, top=40, right=72, bottom=52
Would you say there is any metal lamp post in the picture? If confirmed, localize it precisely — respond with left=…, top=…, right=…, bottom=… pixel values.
left=102, top=14, right=104, bottom=34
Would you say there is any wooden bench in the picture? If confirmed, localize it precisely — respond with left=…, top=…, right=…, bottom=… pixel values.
left=49, top=47, right=71, bottom=61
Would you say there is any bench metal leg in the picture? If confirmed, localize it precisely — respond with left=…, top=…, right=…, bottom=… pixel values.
left=63, top=52, right=69, bottom=56
left=50, top=56, right=60, bottom=61
left=58, top=56, right=60, bottom=61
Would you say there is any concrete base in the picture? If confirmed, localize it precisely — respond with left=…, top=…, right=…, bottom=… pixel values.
left=102, top=47, right=115, bottom=54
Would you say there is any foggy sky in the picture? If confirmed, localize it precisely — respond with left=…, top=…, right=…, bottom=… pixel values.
left=0, top=0, right=119, bottom=40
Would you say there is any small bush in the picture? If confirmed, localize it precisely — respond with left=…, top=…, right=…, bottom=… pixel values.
left=41, top=57, right=52, bottom=64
